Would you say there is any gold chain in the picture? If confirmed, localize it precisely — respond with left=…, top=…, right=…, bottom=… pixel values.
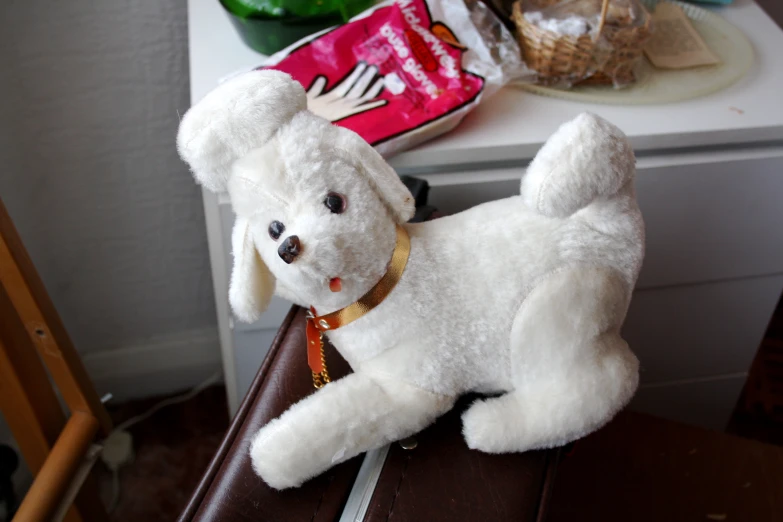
left=311, top=333, right=331, bottom=389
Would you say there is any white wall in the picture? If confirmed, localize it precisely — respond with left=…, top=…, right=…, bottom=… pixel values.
left=0, top=1, right=220, bottom=398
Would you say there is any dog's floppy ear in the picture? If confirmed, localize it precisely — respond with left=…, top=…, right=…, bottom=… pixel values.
left=177, top=70, right=307, bottom=193
left=229, top=217, right=275, bottom=323
left=336, top=129, right=415, bottom=224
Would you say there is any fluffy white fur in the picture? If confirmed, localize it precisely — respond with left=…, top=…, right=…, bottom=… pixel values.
left=177, top=70, right=645, bottom=490
left=177, top=71, right=307, bottom=193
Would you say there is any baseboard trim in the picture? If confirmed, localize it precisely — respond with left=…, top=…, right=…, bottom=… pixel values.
left=82, top=327, right=223, bottom=402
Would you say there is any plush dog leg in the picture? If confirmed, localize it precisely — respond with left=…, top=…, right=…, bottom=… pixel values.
left=250, top=373, right=454, bottom=489
left=462, top=266, right=639, bottom=453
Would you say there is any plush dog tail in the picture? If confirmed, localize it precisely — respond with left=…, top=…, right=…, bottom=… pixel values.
left=520, top=113, right=635, bottom=218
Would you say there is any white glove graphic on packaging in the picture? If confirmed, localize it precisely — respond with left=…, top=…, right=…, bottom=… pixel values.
left=306, top=62, right=387, bottom=122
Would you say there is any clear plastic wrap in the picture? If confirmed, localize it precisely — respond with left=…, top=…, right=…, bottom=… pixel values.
left=513, top=0, right=653, bottom=88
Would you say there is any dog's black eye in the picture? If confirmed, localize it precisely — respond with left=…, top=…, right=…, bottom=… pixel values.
left=324, top=192, right=346, bottom=214
left=268, top=221, right=285, bottom=241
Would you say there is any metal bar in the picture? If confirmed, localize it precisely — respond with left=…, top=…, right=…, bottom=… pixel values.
left=338, top=445, right=391, bottom=522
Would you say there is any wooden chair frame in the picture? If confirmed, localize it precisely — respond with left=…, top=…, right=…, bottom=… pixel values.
left=0, top=197, right=112, bottom=522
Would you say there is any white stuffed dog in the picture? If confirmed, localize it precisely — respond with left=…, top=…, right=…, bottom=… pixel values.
left=178, top=70, right=644, bottom=490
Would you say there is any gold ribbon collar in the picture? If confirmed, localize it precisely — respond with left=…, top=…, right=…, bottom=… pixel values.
left=305, top=224, right=410, bottom=388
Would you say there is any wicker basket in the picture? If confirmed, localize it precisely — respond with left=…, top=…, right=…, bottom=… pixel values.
left=512, top=0, right=653, bottom=87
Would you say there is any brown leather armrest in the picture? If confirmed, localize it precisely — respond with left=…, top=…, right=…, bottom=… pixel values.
left=179, top=306, right=559, bottom=522
left=178, top=307, right=362, bottom=522
left=363, top=396, right=560, bottom=522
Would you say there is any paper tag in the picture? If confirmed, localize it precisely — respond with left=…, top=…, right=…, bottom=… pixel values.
left=644, top=3, right=720, bottom=69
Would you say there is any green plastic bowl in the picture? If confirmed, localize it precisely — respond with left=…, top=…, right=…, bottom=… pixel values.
left=220, top=0, right=375, bottom=55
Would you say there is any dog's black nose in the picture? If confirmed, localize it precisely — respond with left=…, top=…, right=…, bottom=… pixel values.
left=278, top=235, right=301, bottom=264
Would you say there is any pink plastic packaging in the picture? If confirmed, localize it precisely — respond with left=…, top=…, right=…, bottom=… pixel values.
left=260, top=0, right=525, bottom=157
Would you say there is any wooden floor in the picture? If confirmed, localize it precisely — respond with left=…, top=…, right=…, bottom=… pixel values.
left=99, top=386, right=229, bottom=522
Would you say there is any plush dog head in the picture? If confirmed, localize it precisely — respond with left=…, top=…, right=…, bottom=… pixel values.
left=178, top=70, right=415, bottom=322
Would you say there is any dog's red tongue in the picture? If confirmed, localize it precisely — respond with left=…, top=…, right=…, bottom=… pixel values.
left=329, top=277, right=342, bottom=293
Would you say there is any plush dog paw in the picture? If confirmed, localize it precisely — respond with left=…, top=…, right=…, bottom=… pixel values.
left=249, top=421, right=307, bottom=490
left=462, top=399, right=503, bottom=453
left=461, top=395, right=527, bottom=454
